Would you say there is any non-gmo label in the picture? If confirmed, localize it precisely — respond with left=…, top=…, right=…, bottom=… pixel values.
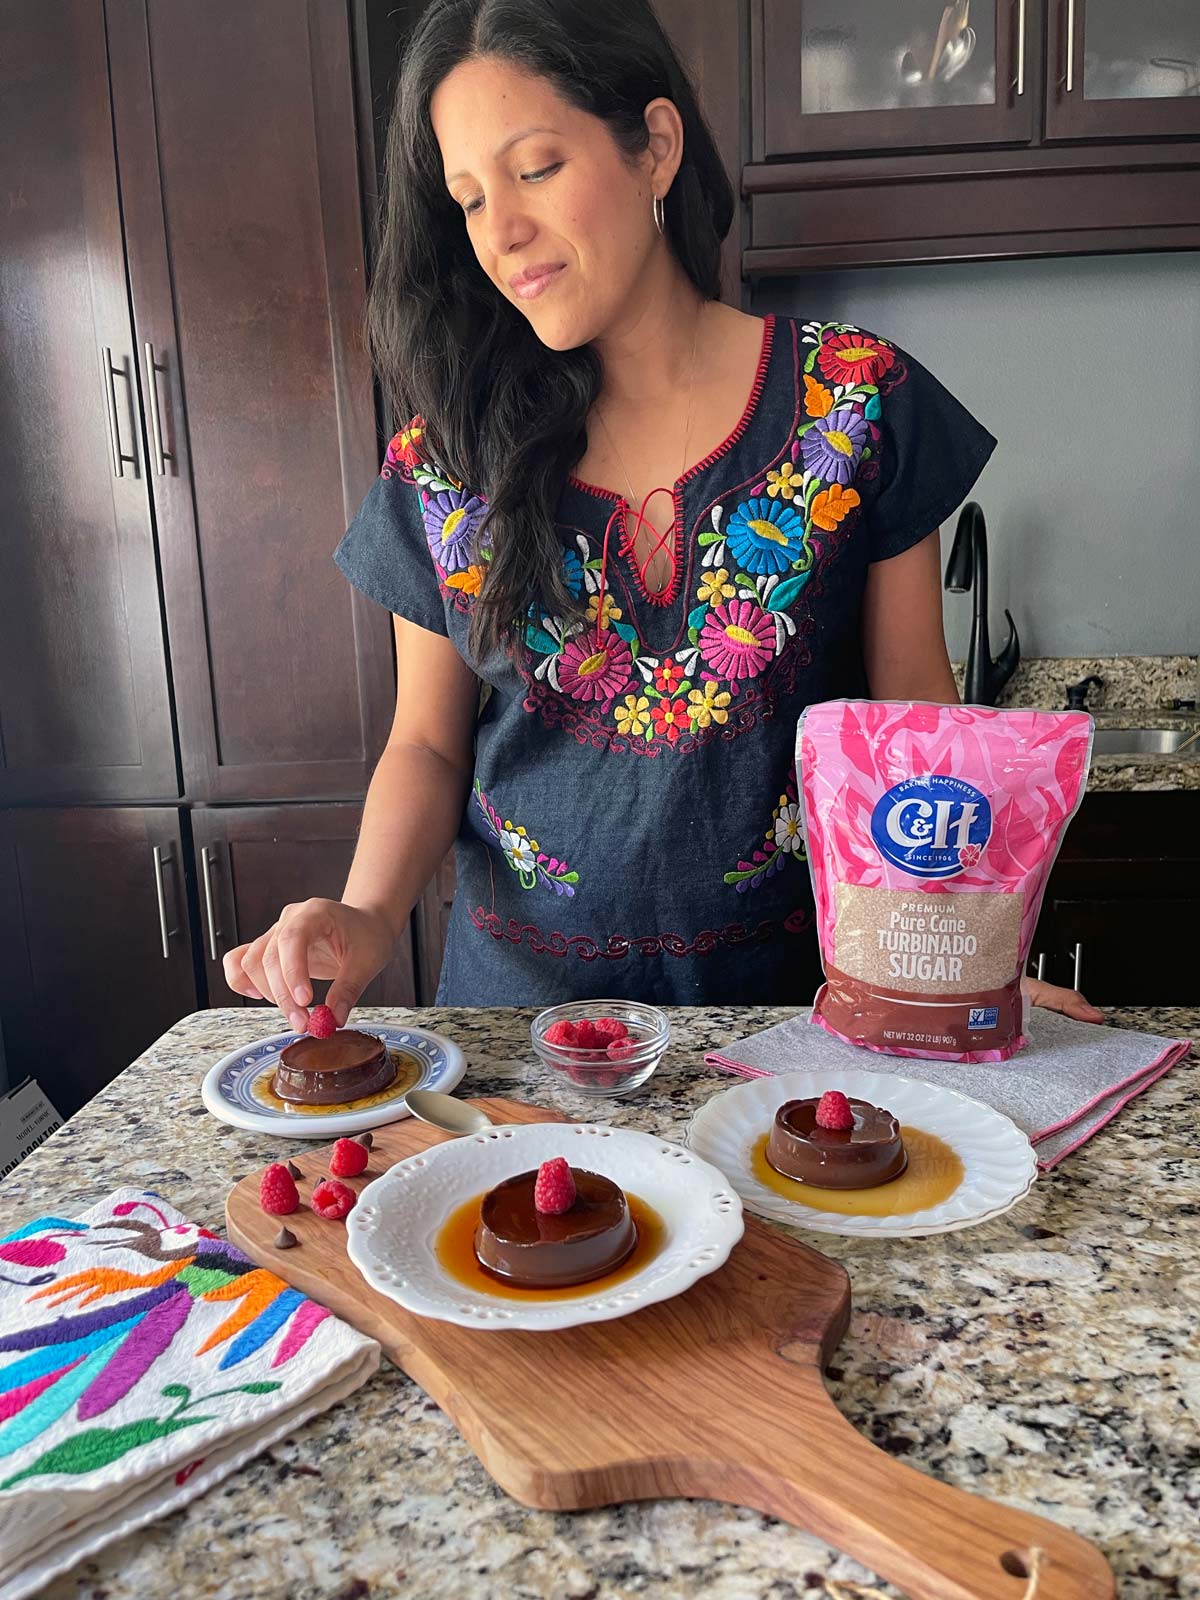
left=968, top=1007, right=999, bottom=1029
left=870, top=774, right=992, bottom=879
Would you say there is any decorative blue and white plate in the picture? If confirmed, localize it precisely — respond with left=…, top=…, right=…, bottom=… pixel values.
left=200, top=1025, right=466, bottom=1139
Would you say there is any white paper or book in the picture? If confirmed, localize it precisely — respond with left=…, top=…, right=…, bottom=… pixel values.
left=0, top=1080, right=63, bottom=1183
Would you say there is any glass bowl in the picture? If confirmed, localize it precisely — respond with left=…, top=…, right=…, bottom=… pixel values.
left=531, top=999, right=670, bottom=1097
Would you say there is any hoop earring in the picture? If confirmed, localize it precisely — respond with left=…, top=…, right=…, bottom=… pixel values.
left=652, top=193, right=665, bottom=235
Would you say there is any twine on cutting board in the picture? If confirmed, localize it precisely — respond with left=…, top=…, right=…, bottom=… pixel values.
left=824, top=1545, right=1045, bottom=1600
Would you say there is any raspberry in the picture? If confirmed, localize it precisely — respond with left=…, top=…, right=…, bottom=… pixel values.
left=306, top=1004, right=337, bottom=1039
left=259, top=1163, right=300, bottom=1215
left=328, top=1137, right=369, bottom=1178
left=311, top=1178, right=356, bottom=1220
left=533, top=1158, right=576, bottom=1215
left=606, top=1039, right=640, bottom=1061
left=571, top=1020, right=606, bottom=1052
left=543, top=1019, right=579, bottom=1047
left=592, top=1017, right=629, bottom=1043
left=815, top=1091, right=854, bottom=1131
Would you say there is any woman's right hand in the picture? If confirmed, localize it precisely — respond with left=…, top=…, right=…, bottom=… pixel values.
left=222, top=899, right=397, bottom=1034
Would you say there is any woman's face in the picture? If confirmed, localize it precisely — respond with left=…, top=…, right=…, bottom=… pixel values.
left=431, top=56, right=676, bottom=352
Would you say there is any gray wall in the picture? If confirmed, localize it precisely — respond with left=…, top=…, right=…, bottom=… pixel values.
left=753, top=253, right=1200, bottom=661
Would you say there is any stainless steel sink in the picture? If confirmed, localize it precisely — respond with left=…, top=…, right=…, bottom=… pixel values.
left=1090, top=727, right=1197, bottom=757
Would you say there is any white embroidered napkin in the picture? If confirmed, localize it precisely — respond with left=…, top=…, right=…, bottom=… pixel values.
left=704, top=1008, right=1190, bottom=1169
left=0, top=1188, right=379, bottom=1600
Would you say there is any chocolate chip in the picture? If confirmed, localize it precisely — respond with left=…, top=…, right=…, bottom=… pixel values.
left=273, top=1226, right=298, bottom=1250
left=354, top=1131, right=373, bottom=1149
left=285, top=1160, right=303, bottom=1180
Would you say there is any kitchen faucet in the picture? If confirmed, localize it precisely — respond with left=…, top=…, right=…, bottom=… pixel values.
left=944, top=502, right=1019, bottom=707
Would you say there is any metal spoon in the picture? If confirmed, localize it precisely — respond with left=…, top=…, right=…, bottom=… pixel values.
left=406, top=1089, right=493, bottom=1137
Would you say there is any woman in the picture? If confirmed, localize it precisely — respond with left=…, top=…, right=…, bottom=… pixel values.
left=225, top=0, right=1099, bottom=1032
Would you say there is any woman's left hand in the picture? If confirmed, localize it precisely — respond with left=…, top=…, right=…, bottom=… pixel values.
left=1022, top=975, right=1104, bottom=1023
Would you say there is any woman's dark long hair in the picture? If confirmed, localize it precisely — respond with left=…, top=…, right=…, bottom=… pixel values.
left=368, top=0, right=734, bottom=657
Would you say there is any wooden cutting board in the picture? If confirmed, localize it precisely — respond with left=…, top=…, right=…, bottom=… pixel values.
left=227, top=1098, right=1113, bottom=1600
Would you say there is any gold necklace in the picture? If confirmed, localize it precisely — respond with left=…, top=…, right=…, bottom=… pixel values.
left=595, top=302, right=704, bottom=586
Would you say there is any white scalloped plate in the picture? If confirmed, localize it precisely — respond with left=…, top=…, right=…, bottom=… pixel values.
left=345, top=1123, right=744, bottom=1331
left=687, top=1069, right=1036, bottom=1239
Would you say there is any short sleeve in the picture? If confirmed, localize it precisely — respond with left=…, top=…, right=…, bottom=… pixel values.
left=334, top=425, right=454, bottom=636
left=857, top=331, right=997, bottom=564
left=334, top=456, right=450, bottom=637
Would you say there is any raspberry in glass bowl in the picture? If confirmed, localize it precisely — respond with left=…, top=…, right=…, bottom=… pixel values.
left=531, top=1000, right=669, bottom=1097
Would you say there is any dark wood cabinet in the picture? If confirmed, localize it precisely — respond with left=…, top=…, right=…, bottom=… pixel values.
left=1029, top=792, right=1200, bottom=1005
left=106, top=0, right=393, bottom=804
left=0, top=2, right=419, bottom=1105
left=0, top=3, right=177, bottom=806
left=744, top=0, right=1200, bottom=273
left=0, top=808, right=197, bottom=1118
left=191, top=805, right=416, bottom=1010
left=1045, top=0, right=1200, bottom=141
left=754, top=0, right=1037, bottom=159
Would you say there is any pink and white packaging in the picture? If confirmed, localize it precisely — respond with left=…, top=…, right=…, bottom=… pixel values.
left=797, top=701, right=1093, bottom=1063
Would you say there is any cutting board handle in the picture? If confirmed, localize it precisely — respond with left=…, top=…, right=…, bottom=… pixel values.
left=673, top=1371, right=1113, bottom=1600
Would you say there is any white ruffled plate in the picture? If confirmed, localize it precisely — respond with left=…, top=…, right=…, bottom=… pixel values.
left=345, top=1122, right=744, bottom=1331
left=201, top=1024, right=465, bottom=1138
left=687, top=1069, right=1036, bottom=1239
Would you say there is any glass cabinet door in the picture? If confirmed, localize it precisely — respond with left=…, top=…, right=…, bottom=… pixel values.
left=1046, top=0, right=1200, bottom=137
left=757, top=0, right=1035, bottom=157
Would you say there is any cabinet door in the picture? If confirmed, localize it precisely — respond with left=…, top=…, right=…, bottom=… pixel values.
left=106, top=0, right=393, bottom=804
left=191, top=805, right=416, bottom=1011
left=415, top=855, right=457, bottom=1005
left=1042, top=895, right=1198, bottom=1005
left=0, top=3, right=177, bottom=805
left=755, top=0, right=1037, bottom=158
left=0, top=808, right=196, bottom=1119
left=1046, top=0, right=1200, bottom=138
left=652, top=0, right=745, bottom=303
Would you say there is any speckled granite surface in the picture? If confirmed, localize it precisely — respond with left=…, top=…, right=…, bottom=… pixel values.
left=949, top=656, right=1200, bottom=791
left=1, top=1005, right=1196, bottom=1600
left=988, top=655, right=1197, bottom=715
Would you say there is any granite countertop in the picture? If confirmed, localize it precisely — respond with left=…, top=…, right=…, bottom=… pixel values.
left=952, top=654, right=1200, bottom=792
left=1, top=1005, right=1197, bottom=1600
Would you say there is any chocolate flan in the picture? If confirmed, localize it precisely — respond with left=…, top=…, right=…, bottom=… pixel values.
left=273, top=1029, right=396, bottom=1106
left=766, top=1097, right=907, bottom=1189
left=474, top=1168, right=636, bottom=1288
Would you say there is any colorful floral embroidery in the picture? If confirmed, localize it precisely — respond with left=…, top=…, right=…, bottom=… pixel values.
left=817, top=331, right=896, bottom=387
left=765, top=462, right=799, bottom=499
left=800, top=408, right=869, bottom=485
left=381, top=419, right=490, bottom=612
left=723, top=768, right=806, bottom=892
left=383, top=320, right=905, bottom=753
left=557, top=632, right=633, bottom=706
left=474, top=782, right=579, bottom=896
left=0, top=1196, right=329, bottom=1488
left=614, top=694, right=651, bottom=737
left=725, top=498, right=808, bottom=575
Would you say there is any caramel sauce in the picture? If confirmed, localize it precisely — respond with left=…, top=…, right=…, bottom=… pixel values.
left=252, top=1049, right=422, bottom=1115
left=751, top=1126, right=964, bottom=1216
left=436, top=1191, right=666, bottom=1302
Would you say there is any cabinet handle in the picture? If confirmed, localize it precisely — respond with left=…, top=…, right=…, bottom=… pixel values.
left=100, top=346, right=138, bottom=478
left=143, top=342, right=173, bottom=475
left=1035, top=952, right=1046, bottom=981
left=1065, top=0, right=1076, bottom=93
left=1073, top=941, right=1084, bottom=990
left=200, top=845, right=221, bottom=962
left=152, top=845, right=172, bottom=960
left=1015, top=0, right=1026, bottom=96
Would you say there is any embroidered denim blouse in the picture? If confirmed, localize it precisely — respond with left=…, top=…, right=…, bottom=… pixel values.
left=334, top=315, right=996, bottom=1004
